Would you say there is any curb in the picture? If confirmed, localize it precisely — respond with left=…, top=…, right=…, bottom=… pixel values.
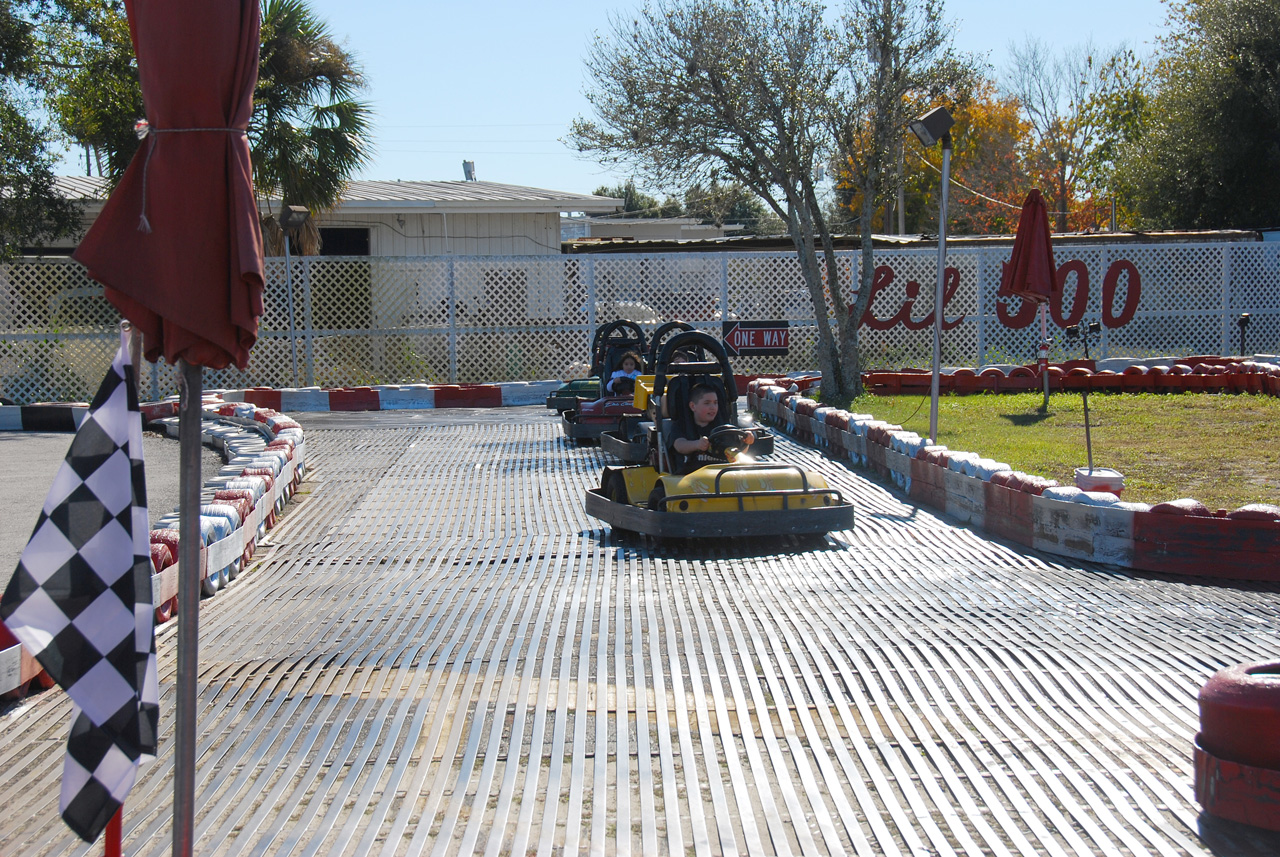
left=0, top=395, right=306, bottom=700
left=750, top=376, right=1280, bottom=583
left=221, top=380, right=562, bottom=412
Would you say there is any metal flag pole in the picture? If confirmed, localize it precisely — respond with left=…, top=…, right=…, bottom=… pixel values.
left=174, top=359, right=202, bottom=856
left=111, top=319, right=140, bottom=857
left=929, top=134, right=951, bottom=445
left=910, top=105, right=956, bottom=447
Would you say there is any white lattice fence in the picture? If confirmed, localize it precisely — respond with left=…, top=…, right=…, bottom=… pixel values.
left=4, top=243, right=1279, bottom=402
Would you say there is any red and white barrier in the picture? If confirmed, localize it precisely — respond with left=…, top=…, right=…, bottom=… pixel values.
left=752, top=372, right=1280, bottom=582
left=1, top=395, right=307, bottom=699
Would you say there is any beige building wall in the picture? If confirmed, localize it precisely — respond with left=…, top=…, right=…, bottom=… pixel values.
left=316, top=211, right=564, bottom=256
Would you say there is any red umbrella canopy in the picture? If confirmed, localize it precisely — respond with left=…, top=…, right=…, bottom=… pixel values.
left=74, top=0, right=264, bottom=370
left=998, top=189, right=1058, bottom=305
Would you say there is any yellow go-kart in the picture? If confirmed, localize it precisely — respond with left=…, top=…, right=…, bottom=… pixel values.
left=585, top=332, right=854, bottom=539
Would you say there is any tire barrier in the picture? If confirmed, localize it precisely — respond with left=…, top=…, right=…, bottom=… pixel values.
left=205, top=375, right=774, bottom=414
left=861, top=356, right=1280, bottom=398
left=749, top=367, right=1280, bottom=582
left=1195, top=660, right=1280, bottom=831
left=0, top=395, right=306, bottom=699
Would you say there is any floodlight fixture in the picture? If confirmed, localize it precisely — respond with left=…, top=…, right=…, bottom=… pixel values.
left=279, top=204, right=310, bottom=229
left=909, top=106, right=955, bottom=149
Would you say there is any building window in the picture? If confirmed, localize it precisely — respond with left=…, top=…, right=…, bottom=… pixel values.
left=319, top=228, right=370, bottom=256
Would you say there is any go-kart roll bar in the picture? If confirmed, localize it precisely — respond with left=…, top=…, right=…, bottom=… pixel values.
left=711, top=462, right=810, bottom=493
left=652, top=486, right=846, bottom=513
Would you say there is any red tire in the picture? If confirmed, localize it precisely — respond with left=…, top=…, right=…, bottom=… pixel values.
left=1199, top=660, right=1280, bottom=769
left=155, top=597, right=177, bottom=625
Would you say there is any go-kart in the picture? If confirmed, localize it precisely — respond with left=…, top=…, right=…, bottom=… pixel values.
left=600, top=320, right=693, bottom=462
left=546, top=320, right=647, bottom=413
left=560, top=320, right=648, bottom=444
left=585, top=332, right=853, bottom=539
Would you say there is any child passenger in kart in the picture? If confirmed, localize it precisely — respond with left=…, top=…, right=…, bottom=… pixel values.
left=670, top=383, right=754, bottom=475
left=607, top=351, right=643, bottom=395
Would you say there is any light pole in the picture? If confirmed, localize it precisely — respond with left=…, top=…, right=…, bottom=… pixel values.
left=279, top=204, right=310, bottom=387
left=909, top=106, right=956, bottom=445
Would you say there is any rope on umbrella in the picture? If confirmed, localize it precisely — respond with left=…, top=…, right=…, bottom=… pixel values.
left=135, top=120, right=248, bottom=233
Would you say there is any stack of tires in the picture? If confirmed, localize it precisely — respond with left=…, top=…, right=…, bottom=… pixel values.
left=1196, top=660, right=1280, bottom=830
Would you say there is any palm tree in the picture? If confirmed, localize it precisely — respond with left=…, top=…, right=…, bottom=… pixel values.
left=252, top=0, right=373, bottom=255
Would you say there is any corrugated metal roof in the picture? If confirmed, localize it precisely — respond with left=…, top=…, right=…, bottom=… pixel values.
left=54, top=176, right=622, bottom=214
left=564, top=228, right=1264, bottom=253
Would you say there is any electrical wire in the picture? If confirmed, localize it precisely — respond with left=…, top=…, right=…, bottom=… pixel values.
left=911, top=150, right=1075, bottom=217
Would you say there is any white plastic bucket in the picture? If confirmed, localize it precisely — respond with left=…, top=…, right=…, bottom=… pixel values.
left=1075, top=466, right=1125, bottom=495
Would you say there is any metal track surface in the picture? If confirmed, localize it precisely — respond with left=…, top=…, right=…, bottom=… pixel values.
left=4, top=408, right=1280, bottom=856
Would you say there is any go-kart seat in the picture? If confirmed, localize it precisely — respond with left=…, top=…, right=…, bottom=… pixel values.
left=600, top=341, right=644, bottom=398
left=660, top=373, right=734, bottom=473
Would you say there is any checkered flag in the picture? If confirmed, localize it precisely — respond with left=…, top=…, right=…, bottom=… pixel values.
left=1, top=333, right=159, bottom=842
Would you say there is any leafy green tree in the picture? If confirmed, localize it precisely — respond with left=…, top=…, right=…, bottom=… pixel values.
left=1111, top=0, right=1280, bottom=229
left=593, top=180, right=677, bottom=217
left=831, top=0, right=977, bottom=383
left=572, top=0, right=861, bottom=398
left=36, top=0, right=141, bottom=180
left=253, top=0, right=373, bottom=254
left=1077, top=49, right=1147, bottom=198
left=683, top=180, right=778, bottom=232
left=0, top=3, right=80, bottom=259
left=29, top=0, right=373, bottom=255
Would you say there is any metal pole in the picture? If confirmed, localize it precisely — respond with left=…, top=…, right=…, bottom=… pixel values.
left=929, top=136, right=951, bottom=445
left=1082, top=386, right=1094, bottom=471
left=897, top=139, right=906, bottom=236
left=173, top=360, right=202, bottom=857
left=301, top=257, right=315, bottom=386
left=126, top=322, right=143, bottom=386
left=1040, top=304, right=1050, bottom=408
left=447, top=258, right=457, bottom=383
left=284, top=240, right=300, bottom=387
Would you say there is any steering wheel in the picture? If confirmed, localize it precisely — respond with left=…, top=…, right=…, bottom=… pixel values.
left=708, top=425, right=752, bottom=457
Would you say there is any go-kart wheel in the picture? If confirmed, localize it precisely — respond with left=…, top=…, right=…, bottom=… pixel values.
left=647, top=482, right=667, bottom=511
left=605, top=472, right=630, bottom=505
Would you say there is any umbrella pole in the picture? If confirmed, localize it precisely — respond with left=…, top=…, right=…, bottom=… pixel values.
left=1040, top=304, right=1050, bottom=408
left=1082, top=386, right=1094, bottom=472
left=173, top=360, right=202, bottom=857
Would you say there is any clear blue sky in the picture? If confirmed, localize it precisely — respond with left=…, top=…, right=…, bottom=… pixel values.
left=296, top=0, right=1170, bottom=195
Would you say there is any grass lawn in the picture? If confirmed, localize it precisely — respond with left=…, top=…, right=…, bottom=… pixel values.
left=842, top=391, right=1280, bottom=511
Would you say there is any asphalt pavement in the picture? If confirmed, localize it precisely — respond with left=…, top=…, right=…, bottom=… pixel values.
left=0, top=430, right=224, bottom=576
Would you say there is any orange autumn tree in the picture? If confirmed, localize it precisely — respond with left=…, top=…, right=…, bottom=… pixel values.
left=835, top=81, right=1032, bottom=235
left=925, top=83, right=1031, bottom=234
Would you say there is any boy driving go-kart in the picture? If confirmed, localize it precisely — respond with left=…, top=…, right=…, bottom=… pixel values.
left=585, top=331, right=853, bottom=539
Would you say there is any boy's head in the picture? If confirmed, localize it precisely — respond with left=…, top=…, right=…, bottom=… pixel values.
left=688, top=383, right=719, bottom=426
left=613, top=376, right=635, bottom=396
left=670, top=349, right=693, bottom=364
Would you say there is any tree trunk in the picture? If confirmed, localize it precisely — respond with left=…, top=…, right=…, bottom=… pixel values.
left=787, top=211, right=841, bottom=402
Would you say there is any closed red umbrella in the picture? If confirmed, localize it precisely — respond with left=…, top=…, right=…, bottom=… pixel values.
left=998, top=189, right=1058, bottom=305
left=73, top=0, right=264, bottom=370
left=69, top=1, right=264, bottom=853
left=999, top=189, right=1059, bottom=405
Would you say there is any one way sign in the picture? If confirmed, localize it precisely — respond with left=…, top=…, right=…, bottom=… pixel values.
left=721, top=320, right=790, bottom=356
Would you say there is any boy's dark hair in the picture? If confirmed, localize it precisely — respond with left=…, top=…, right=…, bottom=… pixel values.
left=688, top=382, right=719, bottom=402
